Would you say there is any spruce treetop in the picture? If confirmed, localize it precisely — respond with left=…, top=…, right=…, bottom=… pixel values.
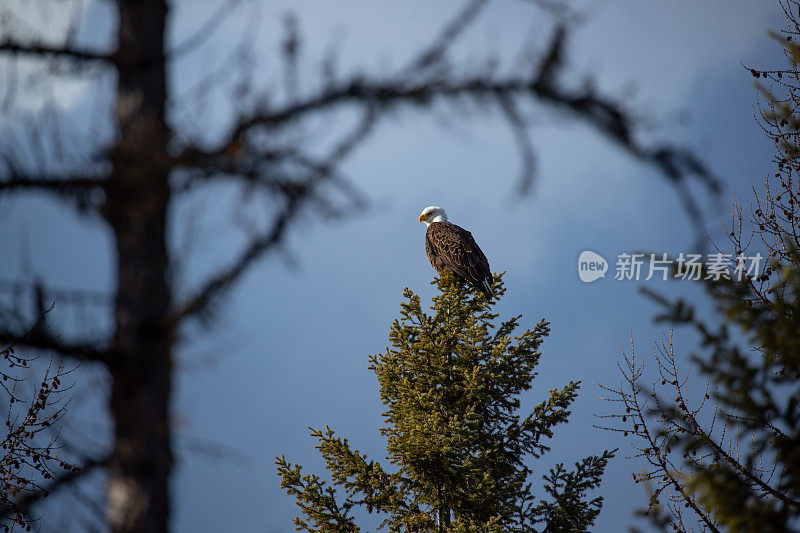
left=277, top=272, right=614, bottom=532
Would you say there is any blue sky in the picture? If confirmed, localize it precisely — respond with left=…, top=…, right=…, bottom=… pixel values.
left=0, top=0, right=787, bottom=530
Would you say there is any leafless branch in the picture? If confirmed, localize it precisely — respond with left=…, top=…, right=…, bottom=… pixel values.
left=0, top=162, right=108, bottom=212
left=0, top=327, right=111, bottom=364
left=1, top=455, right=107, bottom=527
left=404, top=0, right=491, bottom=73
left=172, top=107, right=376, bottom=323
left=213, top=57, right=719, bottom=211
left=172, top=198, right=300, bottom=324
left=169, top=0, right=245, bottom=58
left=1, top=334, right=85, bottom=531
left=498, top=93, right=537, bottom=195
left=0, top=40, right=113, bottom=63
left=596, top=334, right=723, bottom=532
left=0, top=175, right=106, bottom=194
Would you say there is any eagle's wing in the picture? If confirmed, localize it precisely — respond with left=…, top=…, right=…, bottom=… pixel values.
left=426, top=221, right=492, bottom=295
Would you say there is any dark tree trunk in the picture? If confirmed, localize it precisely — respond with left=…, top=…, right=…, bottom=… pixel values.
left=437, top=484, right=450, bottom=532
left=104, top=1, right=172, bottom=531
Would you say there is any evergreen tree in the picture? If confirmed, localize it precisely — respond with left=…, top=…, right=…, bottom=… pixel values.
left=276, top=273, right=614, bottom=532
left=601, top=4, right=800, bottom=529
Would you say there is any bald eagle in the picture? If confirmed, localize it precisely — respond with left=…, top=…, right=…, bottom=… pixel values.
left=418, top=206, right=493, bottom=298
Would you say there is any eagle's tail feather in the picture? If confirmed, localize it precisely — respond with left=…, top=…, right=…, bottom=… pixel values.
left=482, top=278, right=494, bottom=299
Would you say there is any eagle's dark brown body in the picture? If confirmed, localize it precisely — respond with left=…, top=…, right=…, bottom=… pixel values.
left=425, top=221, right=493, bottom=297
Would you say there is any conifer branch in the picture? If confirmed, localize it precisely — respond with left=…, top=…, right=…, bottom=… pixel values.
left=278, top=274, right=614, bottom=531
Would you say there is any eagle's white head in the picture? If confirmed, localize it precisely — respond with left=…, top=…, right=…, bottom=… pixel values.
left=418, top=206, right=447, bottom=227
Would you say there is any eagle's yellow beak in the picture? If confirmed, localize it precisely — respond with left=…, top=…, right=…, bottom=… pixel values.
left=418, top=214, right=425, bottom=224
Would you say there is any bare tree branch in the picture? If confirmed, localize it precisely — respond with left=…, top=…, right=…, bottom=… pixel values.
left=0, top=176, right=106, bottom=194
left=498, top=93, right=537, bottom=195
left=215, top=64, right=720, bottom=207
left=1, top=455, right=107, bottom=524
left=169, top=0, right=245, bottom=58
left=405, top=0, right=490, bottom=73
left=0, top=40, right=114, bottom=63
left=596, top=334, right=724, bottom=532
left=170, top=20, right=722, bottom=325
left=172, top=199, right=299, bottom=324
left=0, top=164, right=108, bottom=212
left=1, top=329, right=85, bottom=531
left=173, top=107, right=377, bottom=323
left=0, top=327, right=112, bottom=363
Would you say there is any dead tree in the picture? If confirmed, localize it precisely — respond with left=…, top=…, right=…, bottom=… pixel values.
left=0, top=0, right=719, bottom=531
